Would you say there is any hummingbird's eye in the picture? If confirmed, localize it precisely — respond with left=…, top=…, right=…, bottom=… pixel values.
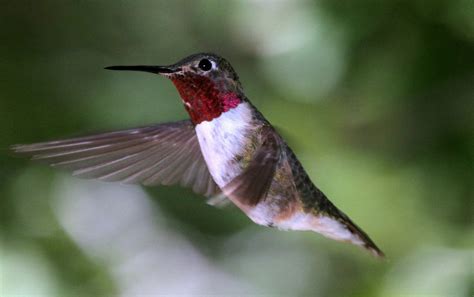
left=198, top=59, right=212, bottom=71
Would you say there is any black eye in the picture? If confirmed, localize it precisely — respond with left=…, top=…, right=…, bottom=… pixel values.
left=198, top=59, right=212, bottom=71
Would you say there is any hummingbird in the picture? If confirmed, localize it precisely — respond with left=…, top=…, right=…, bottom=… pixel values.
left=12, top=53, right=384, bottom=257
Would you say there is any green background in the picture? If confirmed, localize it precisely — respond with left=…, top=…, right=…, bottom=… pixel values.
left=1, top=1, right=473, bottom=296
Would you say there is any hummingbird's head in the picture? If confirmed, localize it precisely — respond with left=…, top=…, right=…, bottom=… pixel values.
left=106, top=53, right=244, bottom=124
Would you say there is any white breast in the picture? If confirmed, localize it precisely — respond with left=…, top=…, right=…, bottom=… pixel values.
left=195, top=102, right=253, bottom=187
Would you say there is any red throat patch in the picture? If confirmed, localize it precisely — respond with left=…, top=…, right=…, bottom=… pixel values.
left=170, top=74, right=241, bottom=124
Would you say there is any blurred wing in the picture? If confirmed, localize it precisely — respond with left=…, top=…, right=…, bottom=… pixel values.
left=222, top=126, right=281, bottom=206
left=12, top=120, right=219, bottom=197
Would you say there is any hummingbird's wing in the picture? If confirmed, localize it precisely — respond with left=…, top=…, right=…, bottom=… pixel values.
left=222, top=126, right=281, bottom=206
left=12, top=120, right=219, bottom=197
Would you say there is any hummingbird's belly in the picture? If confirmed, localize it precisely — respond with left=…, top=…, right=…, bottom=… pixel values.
left=247, top=199, right=363, bottom=245
left=195, top=102, right=253, bottom=187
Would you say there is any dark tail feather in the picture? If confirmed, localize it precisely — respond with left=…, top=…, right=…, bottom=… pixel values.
left=342, top=214, right=385, bottom=258
left=323, top=200, right=385, bottom=258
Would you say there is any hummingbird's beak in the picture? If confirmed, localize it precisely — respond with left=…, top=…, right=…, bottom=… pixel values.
left=104, top=65, right=180, bottom=74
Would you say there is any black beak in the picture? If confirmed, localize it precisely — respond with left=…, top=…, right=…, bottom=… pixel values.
left=104, top=65, right=180, bottom=74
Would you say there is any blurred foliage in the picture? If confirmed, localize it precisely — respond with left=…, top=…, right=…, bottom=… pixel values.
left=1, top=0, right=473, bottom=296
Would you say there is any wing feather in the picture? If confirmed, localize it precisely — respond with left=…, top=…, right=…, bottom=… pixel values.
left=222, top=126, right=281, bottom=206
left=12, top=120, right=219, bottom=197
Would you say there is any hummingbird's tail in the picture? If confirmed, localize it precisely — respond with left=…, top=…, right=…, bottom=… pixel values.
left=319, top=201, right=385, bottom=258
left=336, top=211, right=385, bottom=258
